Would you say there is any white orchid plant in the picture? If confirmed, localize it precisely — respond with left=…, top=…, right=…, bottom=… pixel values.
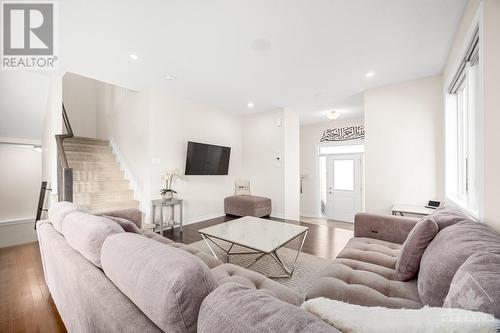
left=161, top=168, right=184, bottom=197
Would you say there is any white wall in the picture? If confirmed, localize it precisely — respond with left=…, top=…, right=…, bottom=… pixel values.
left=63, top=72, right=98, bottom=138
left=300, top=117, right=364, bottom=217
left=283, top=110, right=300, bottom=221
left=364, top=75, right=443, bottom=214
left=242, top=109, right=285, bottom=218
left=482, top=0, right=500, bottom=231
left=147, top=89, right=244, bottom=224
left=0, top=143, right=41, bottom=247
left=42, top=73, right=63, bottom=204
left=241, top=108, right=300, bottom=220
left=96, top=83, right=152, bottom=216
left=69, top=73, right=300, bottom=224
left=96, top=83, right=245, bottom=224
left=0, top=72, right=49, bottom=140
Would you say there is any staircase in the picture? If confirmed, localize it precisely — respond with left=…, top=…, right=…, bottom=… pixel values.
left=63, top=136, right=139, bottom=214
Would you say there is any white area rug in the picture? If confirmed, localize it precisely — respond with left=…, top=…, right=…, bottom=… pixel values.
left=189, top=239, right=331, bottom=295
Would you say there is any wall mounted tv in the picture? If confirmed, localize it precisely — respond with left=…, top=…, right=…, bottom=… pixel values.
left=185, top=141, right=231, bottom=175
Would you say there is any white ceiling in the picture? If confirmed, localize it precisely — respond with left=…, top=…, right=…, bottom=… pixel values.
left=58, top=0, right=465, bottom=123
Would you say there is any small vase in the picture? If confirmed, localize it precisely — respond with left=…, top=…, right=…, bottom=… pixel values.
left=162, top=191, right=174, bottom=200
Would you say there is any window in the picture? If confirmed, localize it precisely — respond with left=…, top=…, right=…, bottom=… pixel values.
left=446, top=27, right=481, bottom=215
left=333, top=160, right=354, bottom=191
left=319, top=144, right=364, bottom=155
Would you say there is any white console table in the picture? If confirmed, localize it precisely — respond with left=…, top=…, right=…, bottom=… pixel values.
left=392, top=204, right=436, bottom=217
left=151, top=198, right=183, bottom=233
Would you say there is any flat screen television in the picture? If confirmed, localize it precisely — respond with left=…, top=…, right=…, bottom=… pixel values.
left=185, top=141, right=231, bottom=175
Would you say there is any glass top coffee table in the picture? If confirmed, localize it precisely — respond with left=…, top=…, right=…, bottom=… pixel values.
left=198, top=216, right=309, bottom=278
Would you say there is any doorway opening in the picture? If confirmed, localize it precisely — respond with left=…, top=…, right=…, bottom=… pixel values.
left=318, top=144, right=364, bottom=223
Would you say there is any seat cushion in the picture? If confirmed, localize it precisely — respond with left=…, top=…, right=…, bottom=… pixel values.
left=395, top=218, right=439, bottom=281
left=306, top=258, right=422, bottom=309
left=444, top=252, right=500, bottom=318
left=211, top=263, right=303, bottom=306
left=62, top=211, right=124, bottom=267
left=337, top=237, right=401, bottom=269
left=101, top=233, right=217, bottom=333
left=198, top=283, right=339, bottom=333
left=419, top=220, right=500, bottom=307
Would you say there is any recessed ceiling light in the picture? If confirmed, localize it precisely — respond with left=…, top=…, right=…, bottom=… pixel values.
left=129, top=54, right=139, bottom=61
left=365, top=72, right=375, bottom=78
left=165, top=74, right=176, bottom=80
left=247, top=102, right=254, bottom=108
left=326, top=111, right=340, bottom=120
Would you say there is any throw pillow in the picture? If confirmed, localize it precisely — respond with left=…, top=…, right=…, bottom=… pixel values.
left=103, top=215, right=142, bottom=234
left=302, top=297, right=500, bottom=333
left=395, top=218, right=438, bottom=281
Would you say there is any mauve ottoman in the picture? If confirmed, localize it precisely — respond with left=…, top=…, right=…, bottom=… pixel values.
left=224, top=195, right=271, bottom=217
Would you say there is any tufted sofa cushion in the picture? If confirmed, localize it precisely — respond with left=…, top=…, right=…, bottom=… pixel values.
left=307, top=237, right=422, bottom=309
left=337, top=237, right=401, bottom=269
left=306, top=257, right=422, bottom=309
left=210, top=263, right=303, bottom=306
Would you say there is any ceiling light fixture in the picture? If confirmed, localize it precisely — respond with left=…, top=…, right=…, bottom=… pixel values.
left=129, top=54, right=139, bottom=61
left=165, top=74, right=176, bottom=80
left=326, top=111, right=340, bottom=120
left=365, top=72, right=375, bottom=78
left=247, top=102, right=254, bottom=108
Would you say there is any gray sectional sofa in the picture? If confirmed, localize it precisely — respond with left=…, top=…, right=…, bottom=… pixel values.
left=306, top=207, right=500, bottom=318
left=37, top=202, right=500, bottom=333
left=37, top=202, right=337, bottom=333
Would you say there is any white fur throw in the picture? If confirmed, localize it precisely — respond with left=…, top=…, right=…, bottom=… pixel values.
left=302, top=297, right=500, bottom=333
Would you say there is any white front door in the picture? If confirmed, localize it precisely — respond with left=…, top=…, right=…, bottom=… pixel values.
left=326, top=154, right=362, bottom=223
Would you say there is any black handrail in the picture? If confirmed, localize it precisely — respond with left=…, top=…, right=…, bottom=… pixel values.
left=56, top=103, right=74, bottom=202
left=35, top=181, right=50, bottom=229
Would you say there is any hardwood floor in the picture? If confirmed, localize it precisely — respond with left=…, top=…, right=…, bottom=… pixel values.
left=0, top=242, right=66, bottom=333
left=0, top=216, right=353, bottom=332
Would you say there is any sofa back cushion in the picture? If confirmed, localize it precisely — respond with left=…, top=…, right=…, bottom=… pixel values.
left=198, top=283, right=338, bottom=333
left=101, top=233, right=217, bottom=333
left=62, top=211, right=124, bottom=267
left=444, top=252, right=500, bottom=318
left=48, top=201, right=81, bottom=233
left=418, top=220, right=500, bottom=306
left=395, top=218, right=438, bottom=281
left=427, top=206, right=473, bottom=230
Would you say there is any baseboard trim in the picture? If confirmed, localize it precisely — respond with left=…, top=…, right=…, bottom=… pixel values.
left=184, top=212, right=225, bottom=226
left=0, top=218, right=34, bottom=226
left=300, top=213, right=322, bottom=219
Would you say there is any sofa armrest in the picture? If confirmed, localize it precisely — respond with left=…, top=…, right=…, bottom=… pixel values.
left=97, top=208, right=143, bottom=228
left=354, top=213, right=419, bottom=244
